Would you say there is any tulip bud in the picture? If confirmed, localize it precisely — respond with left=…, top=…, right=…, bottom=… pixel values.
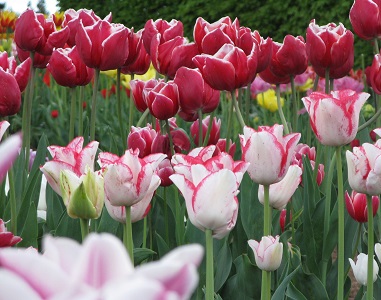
left=345, top=191, right=379, bottom=223
left=248, top=236, right=283, bottom=271
left=60, top=168, right=104, bottom=219
left=349, top=253, right=379, bottom=286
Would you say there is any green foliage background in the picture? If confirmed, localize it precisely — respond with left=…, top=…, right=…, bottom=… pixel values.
left=57, top=0, right=373, bottom=67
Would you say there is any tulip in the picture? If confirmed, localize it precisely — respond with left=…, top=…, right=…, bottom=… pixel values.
left=279, top=209, right=289, bottom=232
left=98, top=149, right=166, bottom=207
left=240, top=125, right=301, bottom=185
left=14, top=9, right=69, bottom=56
left=251, top=30, right=273, bottom=73
left=345, top=191, right=379, bottom=223
left=0, top=219, right=22, bottom=247
left=156, top=158, right=174, bottom=187
left=346, top=141, right=381, bottom=195
left=16, top=46, right=51, bottom=69
left=375, top=243, right=381, bottom=262
left=0, top=66, right=22, bottom=117
left=256, top=89, right=284, bottom=112
left=350, top=0, right=381, bottom=40
left=0, top=233, right=203, bottom=299
left=60, top=167, right=104, bottom=219
left=130, top=78, right=160, bottom=112
left=127, top=125, right=157, bottom=158
left=47, top=46, right=94, bottom=87
left=349, top=253, right=379, bottom=286
left=306, top=20, right=354, bottom=79
left=193, top=43, right=258, bottom=91
left=174, top=67, right=220, bottom=121
left=258, top=165, right=302, bottom=210
left=76, top=19, right=130, bottom=71
left=144, top=80, right=179, bottom=120
left=248, top=235, right=283, bottom=271
left=40, top=136, right=99, bottom=196
left=0, top=133, right=22, bottom=183
left=302, top=90, right=369, bottom=146
left=215, top=138, right=236, bottom=157
left=170, top=148, right=249, bottom=239
left=367, top=54, right=381, bottom=95
left=0, top=51, right=31, bottom=93
left=190, top=116, right=221, bottom=146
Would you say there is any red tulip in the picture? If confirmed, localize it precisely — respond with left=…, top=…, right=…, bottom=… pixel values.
left=17, top=46, right=51, bottom=69
left=0, top=67, right=21, bottom=117
left=174, top=67, right=220, bottom=121
left=14, top=9, right=69, bottom=56
left=367, top=54, right=381, bottom=94
left=350, top=0, right=381, bottom=40
left=47, top=46, right=94, bottom=87
left=251, top=30, right=273, bottom=73
left=0, top=51, right=30, bottom=93
left=306, top=20, right=354, bottom=79
left=76, top=19, right=131, bottom=71
left=0, top=218, right=22, bottom=247
left=130, top=79, right=160, bottom=112
left=279, top=209, right=288, bottom=232
left=144, top=80, right=179, bottom=120
left=345, top=191, right=379, bottom=222
left=193, top=43, right=258, bottom=91
left=215, top=139, right=236, bottom=157
left=190, top=116, right=221, bottom=146
left=127, top=125, right=157, bottom=158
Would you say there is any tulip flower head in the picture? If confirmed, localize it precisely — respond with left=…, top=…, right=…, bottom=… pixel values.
left=302, top=90, right=369, bottom=146
left=349, top=253, right=379, bottom=286
left=190, top=116, right=221, bottom=146
left=367, top=54, right=381, bottom=95
left=345, top=191, right=379, bottom=223
left=240, top=125, right=301, bottom=185
left=248, top=235, right=283, bottom=271
left=350, top=0, right=381, bottom=40
left=0, top=218, right=22, bottom=247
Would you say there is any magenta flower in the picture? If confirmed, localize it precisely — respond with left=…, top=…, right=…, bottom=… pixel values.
left=345, top=190, right=379, bottom=223
left=0, top=219, right=22, bottom=247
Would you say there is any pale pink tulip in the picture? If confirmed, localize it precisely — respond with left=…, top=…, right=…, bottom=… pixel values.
left=240, top=125, right=301, bottom=185
left=40, top=136, right=99, bottom=196
left=302, top=90, right=369, bottom=146
left=0, top=132, right=22, bottom=183
left=248, top=235, right=283, bottom=271
left=98, top=149, right=166, bottom=207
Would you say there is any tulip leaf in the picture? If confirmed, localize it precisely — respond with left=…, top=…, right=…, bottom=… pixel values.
left=54, top=212, right=81, bottom=242
left=45, top=184, right=65, bottom=231
left=96, top=206, right=121, bottom=235
left=155, top=231, right=170, bottom=258
left=285, top=282, right=308, bottom=300
left=18, top=202, right=38, bottom=248
left=133, top=248, right=156, bottom=265
left=214, top=240, right=232, bottom=292
left=272, top=265, right=300, bottom=300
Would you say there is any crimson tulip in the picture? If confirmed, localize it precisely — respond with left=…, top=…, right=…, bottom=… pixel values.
left=345, top=191, right=379, bottom=223
left=130, top=79, right=160, bottom=112
left=193, top=43, right=258, bottom=91
left=0, top=69, right=21, bottom=117
left=17, top=46, right=51, bottom=69
left=174, top=67, right=220, bottom=121
left=190, top=115, right=221, bottom=146
left=350, top=0, right=381, bottom=40
left=0, top=51, right=30, bottom=93
left=367, top=54, right=381, bottom=94
left=251, top=30, right=273, bottom=73
left=306, top=20, right=354, bottom=79
left=76, top=19, right=131, bottom=71
left=302, top=90, right=368, bottom=146
left=47, top=46, right=94, bottom=87
left=0, top=219, right=22, bottom=247
left=144, top=80, right=179, bottom=120
left=215, top=139, right=236, bottom=157
left=14, top=9, right=69, bottom=56
left=127, top=125, right=157, bottom=158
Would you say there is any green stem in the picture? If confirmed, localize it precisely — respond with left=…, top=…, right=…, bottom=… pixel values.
left=276, top=85, right=290, bottom=135
left=69, top=87, right=77, bottom=141
left=78, top=86, right=84, bottom=136
left=205, top=229, right=214, bottom=300
left=358, top=94, right=381, bottom=132
left=174, top=186, right=184, bottom=245
left=163, top=187, right=169, bottom=245
left=231, top=90, right=246, bottom=129
left=325, top=68, right=330, bottom=95
left=225, top=92, right=234, bottom=152
left=80, top=218, right=89, bottom=241
left=262, top=184, right=272, bottom=300
left=136, top=108, right=150, bottom=128
left=198, top=109, right=203, bottom=146
left=124, top=205, right=134, bottom=264
left=203, top=111, right=215, bottom=147
left=143, top=216, right=147, bottom=248
left=290, top=76, right=298, bottom=132
left=128, top=74, right=135, bottom=142
left=164, top=119, right=175, bottom=157
left=245, top=83, right=251, bottom=125
left=8, top=168, right=17, bottom=235
left=313, top=75, right=320, bottom=92
left=336, top=146, right=344, bottom=300
left=90, top=69, right=100, bottom=141
left=116, top=68, right=126, bottom=151
left=321, top=151, right=336, bottom=285
left=367, top=195, right=374, bottom=300
left=373, top=38, right=379, bottom=55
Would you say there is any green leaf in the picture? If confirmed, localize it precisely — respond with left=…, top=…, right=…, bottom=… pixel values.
left=272, top=266, right=300, bottom=300
left=214, top=241, right=232, bottom=292
left=18, top=202, right=38, bottom=248
left=134, top=248, right=156, bottom=265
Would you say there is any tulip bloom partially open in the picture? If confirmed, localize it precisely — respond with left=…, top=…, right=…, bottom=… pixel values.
left=0, top=219, right=22, bottom=247
left=248, top=235, right=283, bottom=271
left=345, top=191, right=379, bottom=223
left=240, top=125, right=301, bottom=185
left=349, top=253, right=379, bottom=286
left=302, top=90, right=368, bottom=146
left=170, top=147, right=249, bottom=239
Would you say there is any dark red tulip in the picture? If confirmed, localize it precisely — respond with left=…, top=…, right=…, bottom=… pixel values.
left=130, top=79, right=161, bottom=112
left=345, top=190, right=379, bottom=222
left=350, top=0, right=381, bottom=40
left=367, top=54, right=381, bottom=94
left=190, top=116, right=221, bottom=146
left=0, top=69, right=21, bottom=117
left=0, top=51, right=30, bottom=92
left=17, top=46, right=51, bottom=69
left=251, top=31, right=273, bottom=73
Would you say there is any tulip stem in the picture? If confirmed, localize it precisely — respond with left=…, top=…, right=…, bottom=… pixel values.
left=163, top=187, right=169, bottom=245
left=336, top=146, right=345, bottom=300
left=325, top=68, right=330, bottom=94
left=78, top=86, right=84, bottom=137
left=80, top=218, right=89, bottom=241
left=90, top=68, right=100, bottom=141
left=226, top=92, right=234, bottom=152
left=22, top=54, right=35, bottom=172
left=245, top=83, right=251, bottom=125
left=276, top=85, right=290, bottom=135
left=142, top=216, right=147, bottom=249
left=231, top=90, right=246, bottom=129
left=128, top=74, right=135, bottom=145
left=321, top=151, right=336, bottom=286
left=8, top=168, right=17, bottom=235
left=290, top=76, right=298, bottom=132
left=373, top=38, right=379, bottom=55
left=124, top=205, right=134, bottom=264
left=174, top=186, right=184, bottom=245
left=367, top=195, right=374, bottom=300
left=116, top=68, right=127, bottom=151
left=164, top=119, right=175, bottom=157
left=205, top=229, right=214, bottom=300
left=69, top=87, right=77, bottom=141
left=357, top=94, right=381, bottom=132
left=136, top=108, right=150, bottom=128
left=261, top=184, right=271, bottom=300
left=203, top=110, right=215, bottom=147
left=198, top=109, right=203, bottom=146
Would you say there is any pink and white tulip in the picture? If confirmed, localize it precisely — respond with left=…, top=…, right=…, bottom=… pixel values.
left=240, top=125, right=301, bottom=185
left=170, top=146, right=249, bottom=239
left=248, top=235, right=283, bottom=271
left=0, top=233, right=203, bottom=299
left=346, top=141, right=381, bottom=195
left=258, top=165, right=302, bottom=210
left=302, top=90, right=369, bottom=146
left=98, top=149, right=166, bottom=207
left=40, top=136, right=99, bottom=196
left=0, top=132, right=22, bottom=183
